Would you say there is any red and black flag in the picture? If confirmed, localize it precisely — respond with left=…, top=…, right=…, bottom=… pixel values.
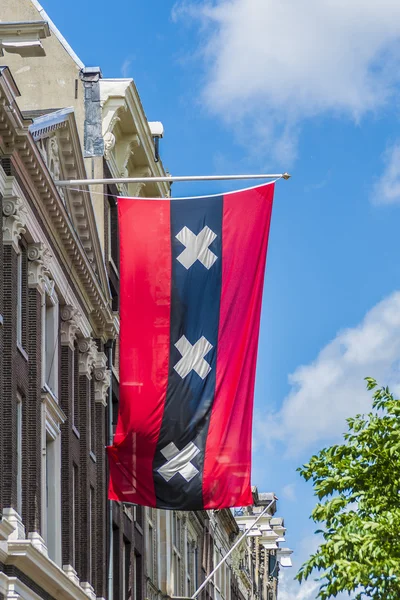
left=107, top=183, right=274, bottom=510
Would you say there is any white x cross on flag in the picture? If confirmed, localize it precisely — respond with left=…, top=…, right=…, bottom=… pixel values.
left=176, top=226, right=218, bottom=270
left=157, top=442, right=200, bottom=482
left=174, top=335, right=213, bottom=379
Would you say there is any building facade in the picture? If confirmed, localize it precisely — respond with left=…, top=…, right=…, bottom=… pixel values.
left=0, top=3, right=291, bottom=600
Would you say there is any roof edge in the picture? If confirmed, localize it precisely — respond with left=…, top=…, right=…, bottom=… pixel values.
left=0, top=66, right=21, bottom=97
left=30, top=0, right=85, bottom=69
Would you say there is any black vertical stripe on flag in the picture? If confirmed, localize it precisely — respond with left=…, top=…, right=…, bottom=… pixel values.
left=153, top=195, right=223, bottom=510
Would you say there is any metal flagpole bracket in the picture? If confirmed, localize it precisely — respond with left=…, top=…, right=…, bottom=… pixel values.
left=53, top=174, right=291, bottom=187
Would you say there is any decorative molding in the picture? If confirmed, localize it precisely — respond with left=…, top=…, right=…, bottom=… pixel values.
left=6, top=538, right=93, bottom=600
left=121, top=135, right=141, bottom=177
left=27, top=242, right=52, bottom=293
left=2, top=508, right=26, bottom=541
left=27, top=532, right=48, bottom=556
left=93, top=351, right=110, bottom=406
left=9, top=175, right=92, bottom=339
left=100, top=78, right=170, bottom=198
left=80, top=583, right=96, bottom=600
left=60, top=305, right=81, bottom=349
left=103, top=131, right=116, bottom=160
left=0, top=517, right=15, bottom=541
left=41, top=389, right=66, bottom=439
left=62, top=565, right=80, bottom=587
left=2, top=194, right=27, bottom=253
left=127, top=166, right=151, bottom=197
left=78, top=337, right=97, bottom=378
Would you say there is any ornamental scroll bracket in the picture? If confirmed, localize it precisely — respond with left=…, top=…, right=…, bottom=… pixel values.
left=3, top=195, right=27, bottom=253
left=60, top=305, right=81, bottom=350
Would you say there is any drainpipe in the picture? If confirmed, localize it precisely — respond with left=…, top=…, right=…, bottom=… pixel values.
left=105, top=340, right=114, bottom=600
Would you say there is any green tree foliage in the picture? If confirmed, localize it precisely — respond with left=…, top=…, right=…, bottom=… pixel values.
left=296, top=379, right=400, bottom=599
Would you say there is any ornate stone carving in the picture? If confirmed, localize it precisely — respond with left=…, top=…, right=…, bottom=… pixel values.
left=60, top=305, right=81, bottom=349
left=78, top=337, right=97, bottom=378
left=37, top=135, right=65, bottom=201
left=48, top=136, right=61, bottom=180
left=93, top=351, right=111, bottom=406
left=27, top=242, right=52, bottom=293
left=2, top=195, right=27, bottom=253
left=103, top=131, right=116, bottom=160
left=127, top=166, right=151, bottom=197
left=121, top=135, right=141, bottom=177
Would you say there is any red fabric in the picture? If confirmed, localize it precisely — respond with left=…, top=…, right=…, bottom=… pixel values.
left=108, top=198, right=171, bottom=507
left=203, top=183, right=274, bottom=508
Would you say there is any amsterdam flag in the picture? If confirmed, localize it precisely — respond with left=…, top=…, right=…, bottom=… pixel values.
left=108, top=183, right=274, bottom=510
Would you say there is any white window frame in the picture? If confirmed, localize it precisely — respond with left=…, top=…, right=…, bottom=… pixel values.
left=132, top=551, right=137, bottom=600
left=41, top=386, right=66, bottom=566
left=172, top=513, right=182, bottom=596
left=72, top=463, right=77, bottom=568
left=71, top=346, right=75, bottom=427
left=16, top=251, right=23, bottom=347
left=89, top=486, right=94, bottom=583
left=16, top=392, right=23, bottom=516
left=146, top=510, right=155, bottom=581
left=42, top=281, right=59, bottom=399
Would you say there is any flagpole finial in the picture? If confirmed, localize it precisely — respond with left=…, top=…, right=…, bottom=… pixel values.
left=282, top=173, right=291, bottom=180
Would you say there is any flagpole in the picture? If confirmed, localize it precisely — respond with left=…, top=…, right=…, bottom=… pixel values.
left=189, top=499, right=276, bottom=600
left=53, top=173, right=291, bottom=187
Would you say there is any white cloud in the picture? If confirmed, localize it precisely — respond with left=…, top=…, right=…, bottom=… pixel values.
left=282, top=483, right=296, bottom=502
left=257, top=291, right=400, bottom=456
left=121, top=57, right=133, bottom=78
left=372, top=142, right=400, bottom=205
left=279, top=573, right=319, bottom=600
left=173, top=0, right=400, bottom=160
left=278, top=534, right=351, bottom=600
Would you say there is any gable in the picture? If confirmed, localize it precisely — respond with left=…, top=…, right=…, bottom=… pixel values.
left=28, top=107, right=110, bottom=296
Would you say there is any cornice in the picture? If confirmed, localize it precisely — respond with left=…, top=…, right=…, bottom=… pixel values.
left=100, top=79, right=170, bottom=198
left=10, top=147, right=115, bottom=339
left=0, top=74, right=116, bottom=340
left=3, top=175, right=91, bottom=339
left=124, top=83, right=169, bottom=193
left=5, top=539, right=93, bottom=600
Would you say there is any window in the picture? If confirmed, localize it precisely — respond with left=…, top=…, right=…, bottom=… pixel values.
left=122, top=537, right=132, bottom=600
left=186, top=536, right=198, bottom=597
left=202, top=529, right=213, bottom=575
left=173, top=513, right=182, bottom=551
left=146, top=515, right=155, bottom=580
left=72, top=464, right=78, bottom=568
left=135, top=553, right=143, bottom=600
left=172, top=513, right=182, bottom=595
left=113, top=526, right=120, bottom=600
left=214, top=550, right=228, bottom=599
left=134, top=553, right=142, bottom=600
left=43, top=287, right=59, bottom=398
left=17, top=252, right=22, bottom=346
left=220, top=561, right=226, bottom=599
left=135, top=505, right=143, bottom=528
left=89, top=486, right=94, bottom=585
left=44, top=429, right=62, bottom=564
left=42, top=380, right=64, bottom=566
left=71, top=345, right=76, bottom=428
left=16, top=393, right=23, bottom=515
left=214, top=549, right=221, bottom=592
left=89, top=380, right=95, bottom=455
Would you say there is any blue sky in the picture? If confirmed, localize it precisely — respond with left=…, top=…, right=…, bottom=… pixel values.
left=39, top=1, right=400, bottom=597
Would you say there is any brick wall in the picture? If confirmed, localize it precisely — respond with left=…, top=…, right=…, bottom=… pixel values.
left=1, top=242, right=30, bottom=513
left=0, top=192, right=3, bottom=515
left=25, top=286, right=43, bottom=533
left=60, top=343, right=75, bottom=568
